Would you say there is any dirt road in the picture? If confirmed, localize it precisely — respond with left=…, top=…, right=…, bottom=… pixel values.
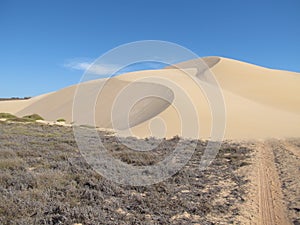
left=256, top=141, right=290, bottom=225
left=240, top=140, right=298, bottom=225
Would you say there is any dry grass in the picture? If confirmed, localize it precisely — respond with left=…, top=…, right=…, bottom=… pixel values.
left=0, top=122, right=252, bottom=225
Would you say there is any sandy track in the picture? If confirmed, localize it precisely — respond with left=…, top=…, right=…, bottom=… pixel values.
left=252, top=142, right=290, bottom=225
left=271, top=140, right=300, bottom=224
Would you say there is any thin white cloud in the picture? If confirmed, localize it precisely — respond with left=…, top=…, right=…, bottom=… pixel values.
left=64, top=58, right=119, bottom=76
left=64, top=58, right=167, bottom=78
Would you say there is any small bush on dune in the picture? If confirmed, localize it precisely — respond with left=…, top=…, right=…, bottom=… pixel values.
left=56, top=118, right=66, bottom=122
left=22, top=114, right=44, bottom=121
left=3, top=113, right=44, bottom=123
left=7, top=117, right=34, bottom=122
left=0, top=113, right=17, bottom=119
left=79, top=124, right=96, bottom=129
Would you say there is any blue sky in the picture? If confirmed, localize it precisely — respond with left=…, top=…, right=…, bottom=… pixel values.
left=0, top=0, right=299, bottom=97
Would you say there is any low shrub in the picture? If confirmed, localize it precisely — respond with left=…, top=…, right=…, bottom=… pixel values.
left=0, top=112, right=17, bottom=119
left=22, top=114, right=44, bottom=121
left=56, top=118, right=66, bottom=122
left=7, top=117, right=34, bottom=122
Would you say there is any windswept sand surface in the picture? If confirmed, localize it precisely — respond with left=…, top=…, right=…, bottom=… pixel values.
left=0, top=56, right=300, bottom=139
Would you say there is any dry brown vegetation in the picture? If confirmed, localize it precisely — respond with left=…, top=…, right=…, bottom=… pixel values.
left=271, top=140, right=300, bottom=225
left=0, top=121, right=253, bottom=224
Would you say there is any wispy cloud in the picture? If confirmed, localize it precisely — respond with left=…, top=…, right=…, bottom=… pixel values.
left=64, top=58, right=119, bottom=76
left=64, top=58, right=167, bottom=78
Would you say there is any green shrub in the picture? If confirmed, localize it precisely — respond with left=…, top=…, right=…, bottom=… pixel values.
left=7, top=117, right=34, bottom=122
left=56, top=118, right=66, bottom=122
left=79, top=124, right=96, bottom=129
left=22, top=114, right=44, bottom=121
left=0, top=113, right=17, bottom=119
left=6, top=114, right=44, bottom=123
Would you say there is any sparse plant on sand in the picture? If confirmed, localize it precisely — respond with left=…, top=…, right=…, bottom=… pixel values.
left=56, top=118, right=66, bottom=122
left=22, top=114, right=44, bottom=121
left=3, top=114, right=44, bottom=122
left=0, top=112, right=17, bottom=119
left=7, top=117, right=35, bottom=122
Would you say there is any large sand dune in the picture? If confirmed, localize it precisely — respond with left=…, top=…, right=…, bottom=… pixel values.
left=1, top=57, right=299, bottom=139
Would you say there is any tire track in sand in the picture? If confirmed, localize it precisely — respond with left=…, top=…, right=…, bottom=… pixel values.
left=256, top=141, right=290, bottom=225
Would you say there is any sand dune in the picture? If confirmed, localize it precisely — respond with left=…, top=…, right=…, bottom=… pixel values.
left=210, top=57, right=300, bottom=114
left=116, top=64, right=300, bottom=139
left=1, top=57, right=299, bottom=139
left=0, top=92, right=52, bottom=115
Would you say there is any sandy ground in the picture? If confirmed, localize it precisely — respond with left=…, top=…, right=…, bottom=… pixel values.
left=236, top=140, right=300, bottom=225
left=271, top=140, right=300, bottom=224
left=0, top=92, right=51, bottom=114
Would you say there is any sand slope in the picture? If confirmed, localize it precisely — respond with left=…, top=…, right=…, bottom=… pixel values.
left=1, top=57, right=299, bottom=139
left=210, top=57, right=300, bottom=114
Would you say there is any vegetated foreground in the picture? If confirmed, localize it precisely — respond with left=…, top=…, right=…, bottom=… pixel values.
left=0, top=122, right=299, bottom=224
